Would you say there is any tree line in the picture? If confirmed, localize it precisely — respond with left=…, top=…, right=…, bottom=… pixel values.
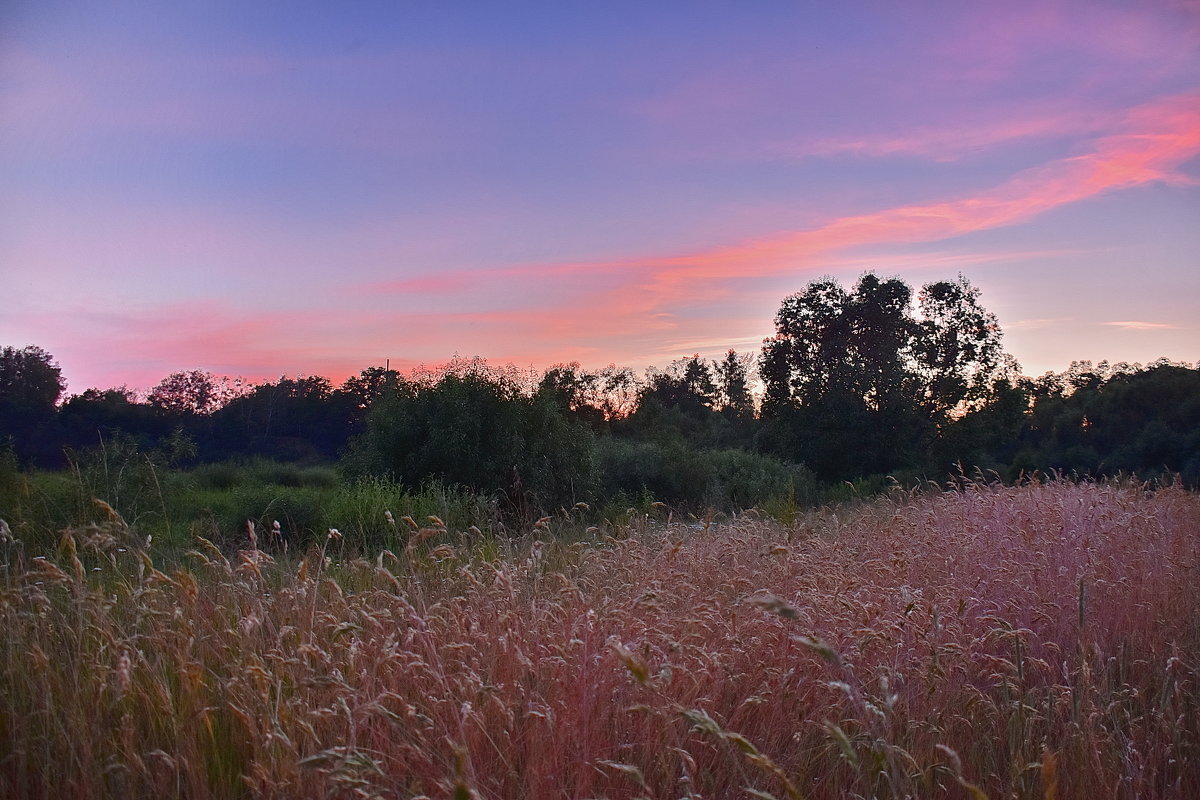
left=3, top=273, right=1198, bottom=511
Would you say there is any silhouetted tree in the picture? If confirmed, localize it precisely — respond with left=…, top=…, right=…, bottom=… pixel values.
left=713, top=349, right=754, bottom=418
left=339, top=366, right=397, bottom=412
left=932, top=377, right=1030, bottom=473
left=913, top=276, right=1007, bottom=418
left=537, top=364, right=608, bottom=429
left=59, top=387, right=173, bottom=452
left=624, top=356, right=723, bottom=449
left=638, top=356, right=716, bottom=413
left=591, top=365, right=640, bottom=420
left=759, top=273, right=1009, bottom=480
left=147, top=370, right=229, bottom=417
left=1010, top=360, right=1200, bottom=482
left=203, top=375, right=350, bottom=461
left=336, top=366, right=401, bottom=436
left=0, top=345, right=66, bottom=465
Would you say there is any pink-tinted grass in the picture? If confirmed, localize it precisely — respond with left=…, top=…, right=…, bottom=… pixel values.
left=1, top=480, right=1197, bottom=798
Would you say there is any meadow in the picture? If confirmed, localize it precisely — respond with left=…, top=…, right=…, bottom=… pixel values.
left=1, top=478, right=1197, bottom=799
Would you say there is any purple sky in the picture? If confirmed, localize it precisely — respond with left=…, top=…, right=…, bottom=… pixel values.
left=3, top=1, right=1198, bottom=393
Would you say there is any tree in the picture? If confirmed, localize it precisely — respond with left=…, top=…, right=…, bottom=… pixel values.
left=914, top=276, right=1008, bottom=417
left=203, top=375, right=349, bottom=461
left=0, top=345, right=66, bottom=465
left=339, top=366, right=398, bottom=412
left=147, top=370, right=241, bottom=416
left=713, top=349, right=754, bottom=417
left=537, top=364, right=608, bottom=429
left=758, top=274, right=920, bottom=478
left=334, top=366, right=401, bottom=439
left=348, top=368, right=594, bottom=509
left=592, top=365, right=640, bottom=420
left=761, top=277, right=852, bottom=409
left=0, top=345, right=65, bottom=409
left=536, top=363, right=643, bottom=424
left=759, top=273, right=1009, bottom=480
left=60, top=386, right=173, bottom=452
left=639, top=355, right=716, bottom=412
left=1012, top=361, right=1200, bottom=482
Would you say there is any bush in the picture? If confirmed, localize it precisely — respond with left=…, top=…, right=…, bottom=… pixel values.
left=701, top=448, right=817, bottom=509
left=593, top=438, right=817, bottom=511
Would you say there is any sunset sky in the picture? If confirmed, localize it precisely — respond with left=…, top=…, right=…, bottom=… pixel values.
left=3, top=2, right=1198, bottom=394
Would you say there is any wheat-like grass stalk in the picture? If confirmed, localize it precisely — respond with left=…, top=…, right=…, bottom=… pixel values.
left=0, top=480, right=1195, bottom=798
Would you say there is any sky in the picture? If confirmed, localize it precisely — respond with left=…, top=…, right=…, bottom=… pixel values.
left=2, top=1, right=1198, bottom=394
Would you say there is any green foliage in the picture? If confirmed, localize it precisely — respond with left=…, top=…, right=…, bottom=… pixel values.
left=165, top=462, right=485, bottom=551
left=1013, top=361, right=1200, bottom=483
left=347, top=369, right=595, bottom=511
left=701, top=447, right=817, bottom=509
left=0, top=454, right=505, bottom=558
left=594, top=437, right=815, bottom=510
left=64, top=431, right=194, bottom=536
left=759, top=273, right=1009, bottom=481
left=0, top=345, right=66, bottom=466
left=216, top=483, right=328, bottom=548
left=519, top=389, right=596, bottom=506
left=60, top=386, right=174, bottom=456
left=321, top=478, right=501, bottom=545
left=594, top=437, right=711, bottom=505
left=714, top=349, right=754, bottom=418
left=6, top=324, right=1196, bottom=519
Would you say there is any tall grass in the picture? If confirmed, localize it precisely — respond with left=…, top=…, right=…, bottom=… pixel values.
left=0, top=461, right=502, bottom=559
left=1, top=479, right=1196, bottom=798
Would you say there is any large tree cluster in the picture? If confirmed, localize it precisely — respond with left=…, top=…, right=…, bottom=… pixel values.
left=758, top=273, right=1009, bottom=478
left=4, top=273, right=1197, bottom=510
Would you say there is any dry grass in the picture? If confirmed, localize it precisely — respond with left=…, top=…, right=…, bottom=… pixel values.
left=1, top=480, right=1197, bottom=798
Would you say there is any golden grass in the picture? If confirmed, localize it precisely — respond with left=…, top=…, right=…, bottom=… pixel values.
left=1, top=480, right=1197, bottom=798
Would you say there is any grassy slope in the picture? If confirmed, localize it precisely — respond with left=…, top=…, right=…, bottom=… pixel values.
left=1, top=480, right=1197, bottom=799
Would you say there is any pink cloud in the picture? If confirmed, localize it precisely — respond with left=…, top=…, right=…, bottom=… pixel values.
left=357, top=275, right=475, bottom=294
left=479, top=92, right=1200, bottom=364
left=790, top=106, right=1113, bottom=162
left=22, top=89, right=1200, bottom=392
left=39, top=304, right=338, bottom=391
left=936, top=3, right=1197, bottom=87
left=1103, top=320, right=1182, bottom=331
left=34, top=298, right=633, bottom=392
left=344, top=91, right=1200, bottom=375
left=318, top=93, right=1200, bottom=373
left=610, top=92, right=1200, bottom=297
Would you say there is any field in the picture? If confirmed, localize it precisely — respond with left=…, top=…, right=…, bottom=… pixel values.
left=1, top=479, right=1197, bottom=799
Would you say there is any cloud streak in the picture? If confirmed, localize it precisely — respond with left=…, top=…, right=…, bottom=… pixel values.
left=50, top=91, right=1198, bottom=390
left=633, top=93, right=1200, bottom=282
left=505, top=93, right=1200, bottom=344
left=1104, top=320, right=1181, bottom=331
left=789, top=106, right=1113, bottom=162
left=322, top=93, right=1200, bottom=374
